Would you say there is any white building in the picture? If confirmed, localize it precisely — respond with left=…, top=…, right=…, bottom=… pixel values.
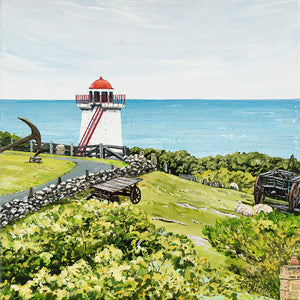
left=76, top=76, right=126, bottom=147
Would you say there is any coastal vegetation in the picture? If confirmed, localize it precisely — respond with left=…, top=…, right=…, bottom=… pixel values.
left=203, top=211, right=300, bottom=299
left=130, top=147, right=299, bottom=195
left=1, top=139, right=299, bottom=298
left=1, top=198, right=261, bottom=299
left=130, top=147, right=299, bottom=177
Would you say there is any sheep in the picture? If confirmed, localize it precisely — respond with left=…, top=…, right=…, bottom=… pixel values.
left=254, top=204, right=273, bottom=215
left=229, top=182, right=239, bottom=191
left=234, top=200, right=254, bottom=217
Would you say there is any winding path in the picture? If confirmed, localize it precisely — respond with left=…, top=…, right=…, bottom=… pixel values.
left=0, top=156, right=111, bottom=206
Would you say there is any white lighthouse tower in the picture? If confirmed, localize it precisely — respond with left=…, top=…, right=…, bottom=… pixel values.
left=76, top=76, right=126, bottom=147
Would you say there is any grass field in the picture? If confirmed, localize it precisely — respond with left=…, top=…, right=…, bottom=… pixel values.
left=0, top=154, right=75, bottom=195
left=136, top=171, right=254, bottom=269
left=6, top=151, right=128, bottom=168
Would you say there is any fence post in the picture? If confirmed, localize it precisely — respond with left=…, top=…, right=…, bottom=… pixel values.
left=10, top=138, right=14, bottom=150
left=50, top=141, right=53, bottom=155
left=70, top=143, right=74, bottom=156
left=164, top=163, right=168, bottom=173
left=123, top=146, right=129, bottom=156
left=28, top=187, right=33, bottom=199
left=99, top=143, right=104, bottom=159
left=30, top=140, right=33, bottom=152
left=151, top=154, right=157, bottom=165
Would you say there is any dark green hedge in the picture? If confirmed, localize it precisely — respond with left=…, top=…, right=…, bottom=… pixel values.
left=130, top=147, right=299, bottom=177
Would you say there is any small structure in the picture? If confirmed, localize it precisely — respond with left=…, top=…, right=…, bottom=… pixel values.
left=76, top=76, right=125, bottom=148
left=280, top=255, right=300, bottom=300
left=254, top=169, right=300, bottom=212
left=86, top=177, right=143, bottom=204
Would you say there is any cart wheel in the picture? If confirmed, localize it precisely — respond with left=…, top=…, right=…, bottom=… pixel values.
left=254, top=175, right=265, bottom=204
left=289, top=182, right=300, bottom=212
left=130, top=186, right=141, bottom=204
left=110, top=195, right=120, bottom=203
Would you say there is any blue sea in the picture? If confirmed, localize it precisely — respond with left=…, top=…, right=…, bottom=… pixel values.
left=0, top=99, right=299, bottom=159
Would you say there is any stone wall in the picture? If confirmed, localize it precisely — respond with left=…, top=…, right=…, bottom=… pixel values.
left=280, top=256, right=300, bottom=300
left=0, top=155, right=155, bottom=228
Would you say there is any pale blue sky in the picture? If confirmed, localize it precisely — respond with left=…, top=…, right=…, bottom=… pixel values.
left=0, top=0, right=299, bottom=99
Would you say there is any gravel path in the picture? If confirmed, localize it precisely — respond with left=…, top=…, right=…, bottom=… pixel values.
left=0, top=156, right=111, bottom=206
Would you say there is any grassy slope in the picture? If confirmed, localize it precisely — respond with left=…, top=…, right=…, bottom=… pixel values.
left=0, top=154, right=75, bottom=195
left=6, top=151, right=128, bottom=168
left=137, top=171, right=254, bottom=268
left=0, top=152, right=127, bottom=195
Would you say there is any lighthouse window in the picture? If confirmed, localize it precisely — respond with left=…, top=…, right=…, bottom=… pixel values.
left=89, top=91, right=93, bottom=102
left=102, top=92, right=108, bottom=103
left=109, top=92, right=113, bottom=102
left=94, top=92, right=100, bottom=103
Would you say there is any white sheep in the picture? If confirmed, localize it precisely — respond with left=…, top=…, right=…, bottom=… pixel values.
left=234, top=201, right=254, bottom=217
left=229, top=182, right=239, bottom=191
left=254, top=204, right=273, bottom=215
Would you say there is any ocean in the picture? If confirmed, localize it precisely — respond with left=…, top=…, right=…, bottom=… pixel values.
left=0, top=99, right=299, bottom=159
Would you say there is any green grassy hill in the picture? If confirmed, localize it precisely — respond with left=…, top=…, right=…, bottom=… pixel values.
left=136, top=171, right=254, bottom=268
left=138, top=171, right=253, bottom=236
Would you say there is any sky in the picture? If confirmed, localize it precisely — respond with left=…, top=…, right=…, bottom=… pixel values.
left=0, top=0, right=299, bottom=100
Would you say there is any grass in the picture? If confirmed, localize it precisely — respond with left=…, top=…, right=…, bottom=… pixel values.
left=0, top=154, right=75, bottom=195
left=138, top=171, right=253, bottom=238
left=6, top=150, right=128, bottom=168
left=136, top=171, right=254, bottom=269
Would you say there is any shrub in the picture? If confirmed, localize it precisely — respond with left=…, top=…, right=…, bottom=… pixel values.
left=130, top=147, right=299, bottom=177
left=199, top=168, right=256, bottom=194
left=203, top=211, right=300, bottom=298
left=1, top=200, right=247, bottom=299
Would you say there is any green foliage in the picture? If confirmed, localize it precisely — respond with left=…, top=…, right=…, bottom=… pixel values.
left=0, top=131, right=21, bottom=140
left=199, top=168, right=256, bottom=194
left=203, top=211, right=300, bottom=298
left=0, top=200, right=251, bottom=299
left=130, top=147, right=299, bottom=176
left=0, top=131, right=29, bottom=152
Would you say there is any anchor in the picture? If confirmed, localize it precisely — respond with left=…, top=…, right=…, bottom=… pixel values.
left=0, top=117, right=42, bottom=160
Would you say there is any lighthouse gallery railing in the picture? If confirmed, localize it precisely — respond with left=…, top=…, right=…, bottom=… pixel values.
left=75, top=94, right=126, bottom=105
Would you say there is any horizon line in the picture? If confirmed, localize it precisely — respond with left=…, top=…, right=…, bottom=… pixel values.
left=1, top=98, right=300, bottom=101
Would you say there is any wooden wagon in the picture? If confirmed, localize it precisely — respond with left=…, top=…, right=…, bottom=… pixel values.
left=254, top=169, right=300, bottom=211
left=86, top=176, right=143, bottom=204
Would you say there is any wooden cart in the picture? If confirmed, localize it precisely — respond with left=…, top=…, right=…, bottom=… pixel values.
left=254, top=169, right=300, bottom=212
left=86, top=176, right=143, bottom=204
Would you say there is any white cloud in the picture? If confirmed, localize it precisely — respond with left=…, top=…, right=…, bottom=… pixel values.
left=0, top=0, right=299, bottom=99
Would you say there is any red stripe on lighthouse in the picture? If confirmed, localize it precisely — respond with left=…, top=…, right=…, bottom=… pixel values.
left=79, top=106, right=104, bottom=147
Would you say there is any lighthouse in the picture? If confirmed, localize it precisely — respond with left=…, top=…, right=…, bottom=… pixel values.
left=75, top=76, right=126, bottom=148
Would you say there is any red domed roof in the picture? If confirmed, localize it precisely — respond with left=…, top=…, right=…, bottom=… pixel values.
left=89, top=77, right=113, bottom=89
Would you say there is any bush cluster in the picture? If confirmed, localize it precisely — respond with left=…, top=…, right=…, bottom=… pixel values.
left=199, top=168, right=256, bottom=194
left=130, top=147, right=298, bottom=177
left=203, top=211, right=300, bottom=299
left=1, top=200, right=251, bottom=299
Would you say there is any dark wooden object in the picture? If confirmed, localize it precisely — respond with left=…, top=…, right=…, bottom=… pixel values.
left=254, top=169, right=300, bottom=212
left=86, top=176, right=143, bottom=204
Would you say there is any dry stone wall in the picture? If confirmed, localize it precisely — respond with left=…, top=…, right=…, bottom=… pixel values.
left=0, top=155, right=155, bottom=228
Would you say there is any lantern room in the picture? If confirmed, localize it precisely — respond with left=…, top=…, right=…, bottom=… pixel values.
left=75, top=76, right=126, bottom=109
left=89, top=76, right=114, bottom=103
